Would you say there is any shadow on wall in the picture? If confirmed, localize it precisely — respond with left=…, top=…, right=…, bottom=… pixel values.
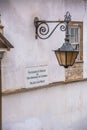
left=2, top=117, right=87, bottom=130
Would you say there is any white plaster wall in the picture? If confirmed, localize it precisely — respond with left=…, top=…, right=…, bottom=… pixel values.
left=1, top=0, right=87, bottom=130
left=2, top=80, right=87, bottom=130
left=83, top=0, right=87, bottom=78
left=0, top=0, right=86, bottom=91
left=0, top=0, right=66, bottom=90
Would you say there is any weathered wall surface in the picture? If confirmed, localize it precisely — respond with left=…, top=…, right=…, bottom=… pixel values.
left=2, top=80, right=87, bottom=130
left=0, top=0, right=87, bottom=130
left=0, top=0, right=85, bottom=91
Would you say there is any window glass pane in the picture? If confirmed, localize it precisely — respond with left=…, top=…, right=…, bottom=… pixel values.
left=69, top=27, right=79, bottom=43
left=69, top=25, right=80, bottom=60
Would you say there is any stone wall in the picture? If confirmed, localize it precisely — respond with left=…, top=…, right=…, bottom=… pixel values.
left=65, top=62, right=83, bottom=81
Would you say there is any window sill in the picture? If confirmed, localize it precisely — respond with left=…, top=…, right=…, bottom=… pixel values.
left=75, top=60, right=83, bottom=63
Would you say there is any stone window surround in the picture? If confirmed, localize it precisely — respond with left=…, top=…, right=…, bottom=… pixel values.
left=69, top=21, right=83, bottom=62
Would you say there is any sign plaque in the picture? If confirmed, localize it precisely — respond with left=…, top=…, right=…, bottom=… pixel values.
left=25, top=65, right=48, bottom=88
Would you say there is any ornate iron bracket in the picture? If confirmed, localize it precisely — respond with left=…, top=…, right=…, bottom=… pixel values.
left=34, top=11, right=71, bottom=39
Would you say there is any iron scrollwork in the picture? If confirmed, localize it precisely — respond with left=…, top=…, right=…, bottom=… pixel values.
left=34, top=11, right=71, bottom=39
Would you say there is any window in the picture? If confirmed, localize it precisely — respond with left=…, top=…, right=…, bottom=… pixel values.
left=65, top=22, right=83, bottom=81
left=69, top=22, right=83, bottom=61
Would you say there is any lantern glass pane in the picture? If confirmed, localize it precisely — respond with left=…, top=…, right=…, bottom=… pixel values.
left=55, top=51, right=62, bottom=64
left=66, top=51, right=78, bottom=66
left=55, top=51, right=78, bottom=67
left=66, top=52, right=73, bottom=65
left=71, top=52, right=78, bottom=65
left=55, top=51, right=66, bottom=65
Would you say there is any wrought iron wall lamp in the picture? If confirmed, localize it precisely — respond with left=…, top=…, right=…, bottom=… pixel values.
left=34, top=11, right=79, bottom=68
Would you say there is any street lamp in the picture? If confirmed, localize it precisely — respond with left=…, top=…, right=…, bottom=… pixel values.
left=34, top=11, right=79, bottom=68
